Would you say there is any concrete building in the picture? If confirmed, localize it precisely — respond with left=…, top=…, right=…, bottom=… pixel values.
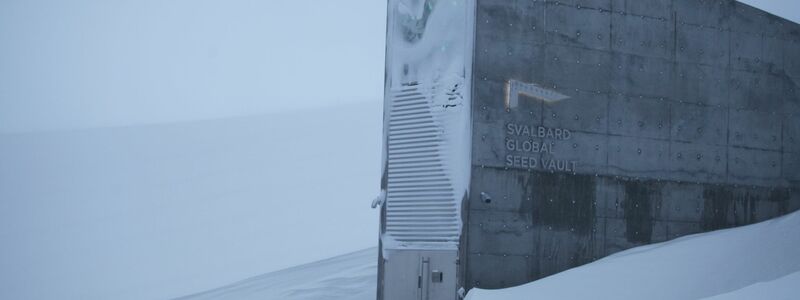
left=376, top=1, right=800, bottom=299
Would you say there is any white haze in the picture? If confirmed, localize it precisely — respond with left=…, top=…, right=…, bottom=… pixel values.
left=1, top=0, right=797, bottom=132
left=0, top=0, right=386, bottom=132
left=0, top=103, right=382, bottom=299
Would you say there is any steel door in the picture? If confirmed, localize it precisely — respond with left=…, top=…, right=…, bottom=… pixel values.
left=383, top=249, right=458, bottom=300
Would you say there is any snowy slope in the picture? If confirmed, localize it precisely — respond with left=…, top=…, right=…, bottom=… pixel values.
left=466, top=210, right=800, bottom=300
left=0, top=103, right=381, bottom=300
left=181, top=211, right=800, bottom=300
left=702, top=271, right=800, bottom=300
left=177, top=248, right=377, bottom=300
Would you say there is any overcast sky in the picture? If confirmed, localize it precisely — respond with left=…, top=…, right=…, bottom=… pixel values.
left=0, top=0, right=387, bottom=132
left=0, top=0, right=797, bottom=132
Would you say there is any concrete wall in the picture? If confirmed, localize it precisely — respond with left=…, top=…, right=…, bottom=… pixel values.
left=465, top=0, right=800, bottom=291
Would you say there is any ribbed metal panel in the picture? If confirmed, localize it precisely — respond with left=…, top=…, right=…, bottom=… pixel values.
left=385, top=84, right=460, bottom=244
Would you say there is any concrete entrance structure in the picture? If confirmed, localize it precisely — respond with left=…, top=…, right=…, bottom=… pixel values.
left=377, top=1, right=800, bottom=299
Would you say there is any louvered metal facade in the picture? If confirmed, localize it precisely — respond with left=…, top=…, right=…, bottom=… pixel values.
left=385, top=84, right=461, bottom=244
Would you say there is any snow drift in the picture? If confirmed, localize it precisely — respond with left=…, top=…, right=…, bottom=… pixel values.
left=466, top=210, right=800, bottom=300
left=183, top=210, right=800, bottom=300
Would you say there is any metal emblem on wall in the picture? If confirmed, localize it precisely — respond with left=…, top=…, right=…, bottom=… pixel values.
left=504, top=79, right=570, bottom=110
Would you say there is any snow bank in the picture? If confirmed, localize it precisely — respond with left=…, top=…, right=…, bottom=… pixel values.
left=180, top=210, right=800, bottom=300
left=701, top=271, right=800, bottom=300
left=466, top=210, right=800, bottom=300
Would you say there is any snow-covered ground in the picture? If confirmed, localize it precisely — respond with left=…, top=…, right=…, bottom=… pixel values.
left=466, top=210, right=800, bottom=300
left=0, top=103, right=381, bottom=300
left=178, top=248, right=377, bottom=300
left=179, top=210, right=800, bottom=300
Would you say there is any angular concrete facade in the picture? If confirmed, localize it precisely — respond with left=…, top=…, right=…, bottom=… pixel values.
left=465, top=0, right=800, bottom=291
left=378, top=0, right=800, bottom=299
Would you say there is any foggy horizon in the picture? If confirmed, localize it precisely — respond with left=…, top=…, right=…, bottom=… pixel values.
left=1, top=0, right=798, bottom=133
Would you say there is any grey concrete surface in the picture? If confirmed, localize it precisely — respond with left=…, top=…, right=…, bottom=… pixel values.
left=465, top=0, right=800, bottom=291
